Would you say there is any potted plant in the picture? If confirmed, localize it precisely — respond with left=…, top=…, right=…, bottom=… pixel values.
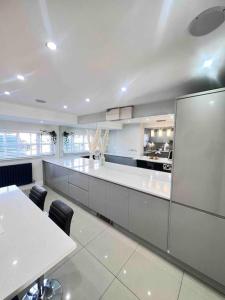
left=41, top=130, right=57, bottom=144
left=63, top=131, right=74, bottom=145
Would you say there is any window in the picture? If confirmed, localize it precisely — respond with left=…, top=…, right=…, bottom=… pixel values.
left=63, top=133, right=89, bottom=153
left=0, top=131, right=55, bottom=160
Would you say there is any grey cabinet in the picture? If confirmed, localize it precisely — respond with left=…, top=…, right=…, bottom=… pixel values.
left=172, top=91, right=225, bottom=216
left=106, top=183, right=129, bottom=229
left=43, top=162, right=54, bottom=187
left=52, top=164, right=69, bottom=195
left=55, top=179, right=69, bottom=195
left=129, top=190, right=169, bottom=250
left=170, top=203, right=225, bottom=286
left=68, top=183, right=89, bottom=206
left=89, top=177, right=108, bottom=215
left=68, top=171, right=89, bottom=190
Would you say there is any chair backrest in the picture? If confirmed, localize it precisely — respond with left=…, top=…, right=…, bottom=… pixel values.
left=49, top=200, right=74, bottom=236
left=29, top=185, right=47, bottom=211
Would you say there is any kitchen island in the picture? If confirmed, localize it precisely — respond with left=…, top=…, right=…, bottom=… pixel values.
left=43, top=157, right=171, bottom=250
left=82, top=153, right=173, bottom=172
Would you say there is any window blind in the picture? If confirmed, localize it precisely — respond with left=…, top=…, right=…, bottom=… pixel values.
left=63, top=133, right=89, bottom=153
left=0, top=131, right=55, bottom=160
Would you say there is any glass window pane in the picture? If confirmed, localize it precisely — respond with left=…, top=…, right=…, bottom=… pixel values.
left=31, top=133, right=37, bottom=143
left=41, top=134, right=51, bottom=143
left=42, top=145, right=51, bottom=154
left=31, top=145, right=37, bottom=155
left=0, top=130, right=55, bottom=160
left=19, top=133, right=30, bottom=143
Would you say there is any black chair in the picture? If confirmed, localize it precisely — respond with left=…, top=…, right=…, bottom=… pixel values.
left=29, top=185, right=47, bottom=211
left=49, top=200, right=74, bottom=236
left=22, top=200, right=74, bottom=300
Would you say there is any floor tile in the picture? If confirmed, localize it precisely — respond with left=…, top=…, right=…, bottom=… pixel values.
left=70, top=211, right=106, bottom=245
left=86, top=228, right=137, bottom=275
left=178, top=274, right=225, bottom=300
left=118, top=245, right=183, bottom=300
left=70, top=237, right=83, bottom=254
left=43, top=237, right=83, bottom=279
left=101, top=279, right=139, bottom=300
left=49, top=248, right=114, bottom=300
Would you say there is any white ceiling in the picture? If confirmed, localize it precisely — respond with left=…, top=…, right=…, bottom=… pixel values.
left=0, top=0, right=225, bottom=116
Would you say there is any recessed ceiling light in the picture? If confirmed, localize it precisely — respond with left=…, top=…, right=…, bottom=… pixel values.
left=46, top=41, right=57, bottom=50
left=121, top=87, right=127, bottom=92
left=85, top=98, right=90, bottom=102
left=203, top=59, right=213, bottom=68
left=4, top=91, right=10, bottom=95
left=12, top=260, right=18, bottom=266
left=63, top=105, right=68, bottom=109
left=17, top=74, right=25, bottom=81
left=65, top=293, right=71, bottom=300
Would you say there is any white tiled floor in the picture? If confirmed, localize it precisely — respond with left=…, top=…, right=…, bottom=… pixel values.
left=21, top=187, right=225, bottom=300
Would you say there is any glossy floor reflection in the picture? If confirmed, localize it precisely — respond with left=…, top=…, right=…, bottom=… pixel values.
left=20, top=187, right=225, bottom=300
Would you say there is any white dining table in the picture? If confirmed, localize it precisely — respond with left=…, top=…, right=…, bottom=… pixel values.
left=0, top=185, right=76, bottom=300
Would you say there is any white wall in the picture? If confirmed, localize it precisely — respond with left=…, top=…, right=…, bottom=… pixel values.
left=107, top=124, right=144, bottom=157
left=0, top=120, right=60, bottom=187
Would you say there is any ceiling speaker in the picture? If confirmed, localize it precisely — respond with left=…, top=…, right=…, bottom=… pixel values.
left=35, top=99, right=46, bottom=104
left=189, top=6, right=225, bottom=36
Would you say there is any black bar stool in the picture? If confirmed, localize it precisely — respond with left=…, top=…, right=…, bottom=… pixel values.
left=23, top=200, right=74, bottom=300
left=29, top=185, right=47, bottom=211
left=49, top=200, right=74, bottom=236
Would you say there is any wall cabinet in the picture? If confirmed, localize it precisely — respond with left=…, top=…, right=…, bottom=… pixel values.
left=170, top=203, right=225, bottom=286
left=129, top=190, right=169, bottom=250
left=106, top=183, right=129, bottom=229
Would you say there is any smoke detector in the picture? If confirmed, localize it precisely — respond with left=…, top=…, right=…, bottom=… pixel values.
left=189, top=6, right=225, bottom=36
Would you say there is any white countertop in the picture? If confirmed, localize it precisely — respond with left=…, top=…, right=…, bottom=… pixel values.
left=0, top=185, right=76, bottom=300
left=104, top=153, right=172, bottom=164
left=43, top=157, right=171, bottom=200
left=133, top=156, right=172, bottom=165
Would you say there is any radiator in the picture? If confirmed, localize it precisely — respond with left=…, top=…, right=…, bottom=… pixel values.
left=0, top=163, right=33, bottom=188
